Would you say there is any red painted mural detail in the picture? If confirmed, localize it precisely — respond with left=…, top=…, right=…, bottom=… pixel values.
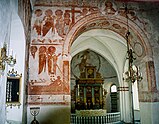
left=29, top=75, right=69, bottom=95
left=104, top=1, right=116, bottom=15
left=146, top=61, right=157, bottom=92
left=65, top=7, right=81, bottom=25
left=47, top=46, right=61, bottom=75
left=63, top=61, right=70, bottom=92
left=33, top=9, right=43, bottom=36
left=30, top=7, right=101, bottom=101
left=139, top=91, right=159, bottom=102
left=42, top=9, right=55, bottom=37
left=32, top=7, right=100, bottom=44
left=32, top=8, right=72, bottom=42
left=30, top=46, right=38, bottom=59
left=63, top=12, right=72, bottom=35
left=29, top=1, right=155, bottom=104
left=38, top=46, right=47, bottom=74
left=29, top=44, right=64, bottom=97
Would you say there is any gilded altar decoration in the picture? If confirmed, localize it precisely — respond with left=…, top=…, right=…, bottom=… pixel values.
left=72, top=66, right=105, bottom=111
left=76, top=109, right=107, bottom=117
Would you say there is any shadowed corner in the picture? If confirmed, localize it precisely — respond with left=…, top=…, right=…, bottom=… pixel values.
left=38, top=106, right=71, bottom=124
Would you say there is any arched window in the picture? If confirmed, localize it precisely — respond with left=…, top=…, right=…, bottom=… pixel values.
left=111, top=84, right=117, bottom=93
left=110, top=84, right=118, bottom=112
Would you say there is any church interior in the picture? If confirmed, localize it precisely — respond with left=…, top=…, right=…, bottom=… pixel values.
left=0, top=0, right=159, bottom=124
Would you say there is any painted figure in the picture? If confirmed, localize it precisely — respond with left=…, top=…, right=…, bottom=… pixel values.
left=55, top=9, right=64, bottom=38
left=53, top=52, right=61, bottom=75
left=38, top=46, right=47, bottom=74
left=47, top=46, right=61, bottom=75
left=42, top=9, right=55, bottom=36
left=33, top=9, right=43, bottom=36
left=104, top=1, right=116, bottom=15
left=47, top=46, right=56, bottom=74
left=75, top=51, right=90, bottom=73
left=63, top=12, right=71, bottom=35
left=30, top=46, right=37, bottom=59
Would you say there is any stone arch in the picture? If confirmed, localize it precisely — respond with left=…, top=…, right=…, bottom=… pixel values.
left=63, top=12, right=153, bottom=60
left=63, top=11, right=156, bottom=103
left=63, top=4, right=157, bottom=123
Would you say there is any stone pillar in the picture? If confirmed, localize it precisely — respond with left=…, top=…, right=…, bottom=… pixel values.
left=146, top=61, right=157, bottom=92
left=139, top=61, right=159, bottom=124
left=118, top=83, right=131, bottom=123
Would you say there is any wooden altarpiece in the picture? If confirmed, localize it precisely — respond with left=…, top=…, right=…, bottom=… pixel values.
left=74, top=66, right=104, bottom=110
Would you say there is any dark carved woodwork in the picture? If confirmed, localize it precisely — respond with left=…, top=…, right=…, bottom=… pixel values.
left=72, top=66, right=104, bottom=111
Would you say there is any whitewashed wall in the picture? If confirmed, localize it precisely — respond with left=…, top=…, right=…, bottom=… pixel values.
left=0, top=0, right=12, bottom=124
left=6, top=12, right=26, bottom=124
left=27, top=105, right=70, bottom=124
left=0, top=0, right=26, bottom=124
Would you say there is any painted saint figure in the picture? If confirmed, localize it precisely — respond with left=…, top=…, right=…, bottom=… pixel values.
left=33, top=9, right=43, bottom=36
left=63, top=12, right=71, bottom=35
left=104, top=1, right=116, bottom=15
left=55, top=9, right=64, bottom=38
left=47, top=46, right=61, bottom=75
left=38, top=46, right=47, bottom=74
left=30, top=46, right=38, bottom=59
left=47, top=46, right=56, bottom=74
left=75, top=50, right=90, bottom=73
left=42, top=9, right=55, bottom=37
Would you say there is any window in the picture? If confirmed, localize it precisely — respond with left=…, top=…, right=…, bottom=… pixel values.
left=110, top=84, right=118, bottom=112
left=6, top=69, right=22, bottom=108
left=111, top=85, right=117, bottom=93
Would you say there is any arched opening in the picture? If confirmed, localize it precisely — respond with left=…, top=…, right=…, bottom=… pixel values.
left=71, top=49, right=119, bottom=112
left=70, top=29, right=124, bottom=123
left=111, top=85, right=117, bottom=93
left=110, top=84, right=118, bottom=112
left=64, top=11, right=153, bottom=122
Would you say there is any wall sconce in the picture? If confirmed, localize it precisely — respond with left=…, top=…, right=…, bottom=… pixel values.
left=0, top=44, right=16, bottom=74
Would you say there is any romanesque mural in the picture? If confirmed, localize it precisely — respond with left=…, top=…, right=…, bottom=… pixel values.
left=28, top=0, right=105, bottom=105
left=28, top=0, right=156, bottom=104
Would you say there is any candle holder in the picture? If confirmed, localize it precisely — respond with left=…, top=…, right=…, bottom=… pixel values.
left=30, top=107, right=40, bottom=124
left=0, top=44, right=16, bottom=75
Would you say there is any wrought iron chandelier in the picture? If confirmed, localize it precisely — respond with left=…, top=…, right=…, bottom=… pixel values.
left=123, top=5, right=143, bottom=84
left=123, top=4, right=143, bottom=124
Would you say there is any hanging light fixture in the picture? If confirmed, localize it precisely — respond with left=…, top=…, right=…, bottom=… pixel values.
left=123, top=4, right=143, bottom=84
left=123, top=3, right=143, bottom=124
left=0, top=44, right=16, bottom=75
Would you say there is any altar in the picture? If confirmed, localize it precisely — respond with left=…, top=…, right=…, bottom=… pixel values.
left=75, top=109, right=107, bottom=117
left=74, top=66, right=105, bottom=110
